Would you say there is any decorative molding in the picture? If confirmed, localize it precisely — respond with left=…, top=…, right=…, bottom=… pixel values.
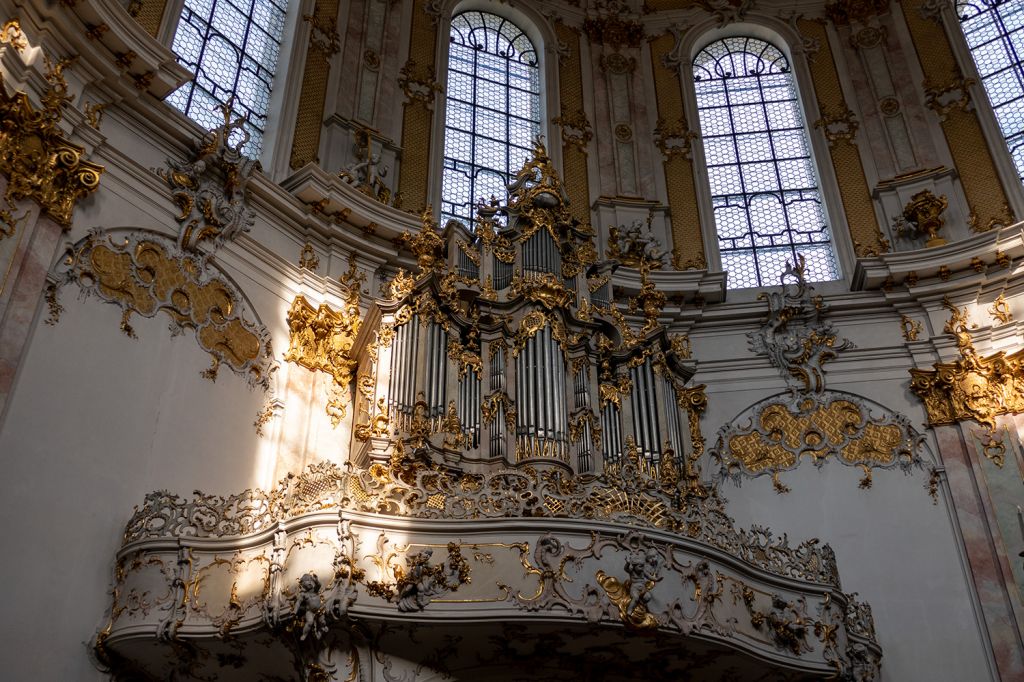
left=1, top=18, right=27, bottom=52
left=653, top=116, right=698, bottom=160
left=900, top=314, right=922, bottom=341
left=924, top=68, right=976, bottom=120
left=825, top=0, right=891, bottom=26
left=52, top=230, right=274, bottom=389
left=397, top=58, right=442, bottom=108
left=814, top=103, right=859, bottom=147
left=552, top=108, right=593, bottom=153
left=582, top=14, right=645, bottom=50
left=897, top=189, right=949, bottom=247
left=0, top=57, right=103, bottom=226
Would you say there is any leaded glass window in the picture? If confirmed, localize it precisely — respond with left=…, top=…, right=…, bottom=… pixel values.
left=693, top=36, right=839, bottom=289
left=442, top=11, right=541, bottom=228
left=167, top=0, right=289, bottom=158
left=958, top=0, right=1024, bottom=181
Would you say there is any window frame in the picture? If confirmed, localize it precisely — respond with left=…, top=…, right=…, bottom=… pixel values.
left=941, top=0, right=1024, bottom=217
left=680, top=21, right=855, bottom=294
left=429, top=0, right=561, bottom=228
left=157, top=0, right=310, bottom=176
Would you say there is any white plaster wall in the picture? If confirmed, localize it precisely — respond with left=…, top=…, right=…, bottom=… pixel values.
left=0, top=300, right=268, bottom=680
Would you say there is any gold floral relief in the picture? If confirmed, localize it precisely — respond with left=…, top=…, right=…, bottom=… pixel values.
left=56, top=233, right=272, bottom=388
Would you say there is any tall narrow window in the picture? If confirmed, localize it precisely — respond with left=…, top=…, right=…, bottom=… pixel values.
left=167, top=0, right=290, bottom=158
left=693, top=36, right=838, bottom=289
left=442, top=11, right=541, bottom=228
left=958, top=0, right=1024, bottom=181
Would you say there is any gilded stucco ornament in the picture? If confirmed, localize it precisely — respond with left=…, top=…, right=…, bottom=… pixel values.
left=896, top=189, right=948, bottom=247
left=910, top=298, right=1024, bottom=428
left=400, top=205, right=445, bottom=272
left=156, top=101, right=257, bottom=253
left=366, top=542, right=471, bottom=612
left=338, top=126, right=397, bottom=206
left=284, top=292, right=361, bottom=424
left=727, top=262, right=927, bottom=490
left=1, top=18, right=27, bottom=52
left=749, top=255, right=852, bottom=397
left=0, top=56, right=103, bottom=226
left=53, top=229, right=274, bottom=388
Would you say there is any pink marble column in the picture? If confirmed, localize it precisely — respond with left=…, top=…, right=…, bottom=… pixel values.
left=0, top=175, right=67, bottom=422
left=935, top=424, right=1024, bottom=680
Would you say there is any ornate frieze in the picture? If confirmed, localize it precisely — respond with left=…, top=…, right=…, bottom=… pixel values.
left=0, top=58, right=103, bottom=227
left=910, top=299, right=1024, bottom=428
left=156, top=102, right=257, bottom=253
left=52, top=230, right=274, bottom=389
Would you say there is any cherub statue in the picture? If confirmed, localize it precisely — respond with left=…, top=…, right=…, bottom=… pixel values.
left=294, top=573, right=327, bottom=641
left=397, top=548, right=438, bottom=612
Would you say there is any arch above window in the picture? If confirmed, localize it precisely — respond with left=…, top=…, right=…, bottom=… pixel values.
left=166, top=0, right=290, bottom=159
left=957, top=0, right=1024, bottom=182
left=692, top=35, right=839, bottom=289
left=441, top=10, right=542, bottom=229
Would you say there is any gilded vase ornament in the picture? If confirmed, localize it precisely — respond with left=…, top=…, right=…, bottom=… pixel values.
left=899, top=189, right=948, bottom=247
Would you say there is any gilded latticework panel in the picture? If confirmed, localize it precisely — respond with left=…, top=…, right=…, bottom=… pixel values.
left=129, top=0, right=167, bottom=38
left=396, top=1, right=438, bottom=211
left=799, top=19, right=886, bottom=257
left=900, top=0, right=1013, bottom=230
left=555, top=23, right=591, bottom=224
left=650, top=32, right=705, bottom=270
left=289, top=0, right=340, bottom=169
left=712, top=391, right=925, bottom=492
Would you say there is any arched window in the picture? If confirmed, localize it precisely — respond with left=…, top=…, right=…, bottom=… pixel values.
left=957, top=0, right=1024, bottom=181
left=166, top=0, right=290, bottom=158
left=442, top=11, right=541, bottom=228
left=692, top=36, right=839, bottom=289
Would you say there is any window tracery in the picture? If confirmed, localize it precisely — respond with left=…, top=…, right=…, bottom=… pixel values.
left=441, top=11, right=541, bottom=229
left=957, top=0, right=1024, bottom=181
left=167, top=0, right=290, bottom=158
left=692, top=36, right=839, bottom=289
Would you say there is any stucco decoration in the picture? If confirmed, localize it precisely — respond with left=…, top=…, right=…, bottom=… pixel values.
left=51, top=228, right=274, bottom=389
left=711, top=390, right=927, bottom=493
left=0, top=56, right=103, bottom=227
left=749, top=255, right=853, bottom=399
left=156, top=101, right=258, bottom=253
left=123, top=449, right=842, bottom=586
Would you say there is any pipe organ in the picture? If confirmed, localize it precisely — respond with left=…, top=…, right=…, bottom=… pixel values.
left=352, top=140, right=700, bottom=475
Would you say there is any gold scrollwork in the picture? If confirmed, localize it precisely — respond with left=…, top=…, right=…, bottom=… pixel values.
left=284, top=294, right=361, bottom=423
left=910, top=299, right=1024, bottom=428
left=0, top=57, right=103, bottom=226
left=900, top=315, right=922, bottom=342
left=56, top=233, right=272, bottom=387
left=1, top=18, right=27, bottom=52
